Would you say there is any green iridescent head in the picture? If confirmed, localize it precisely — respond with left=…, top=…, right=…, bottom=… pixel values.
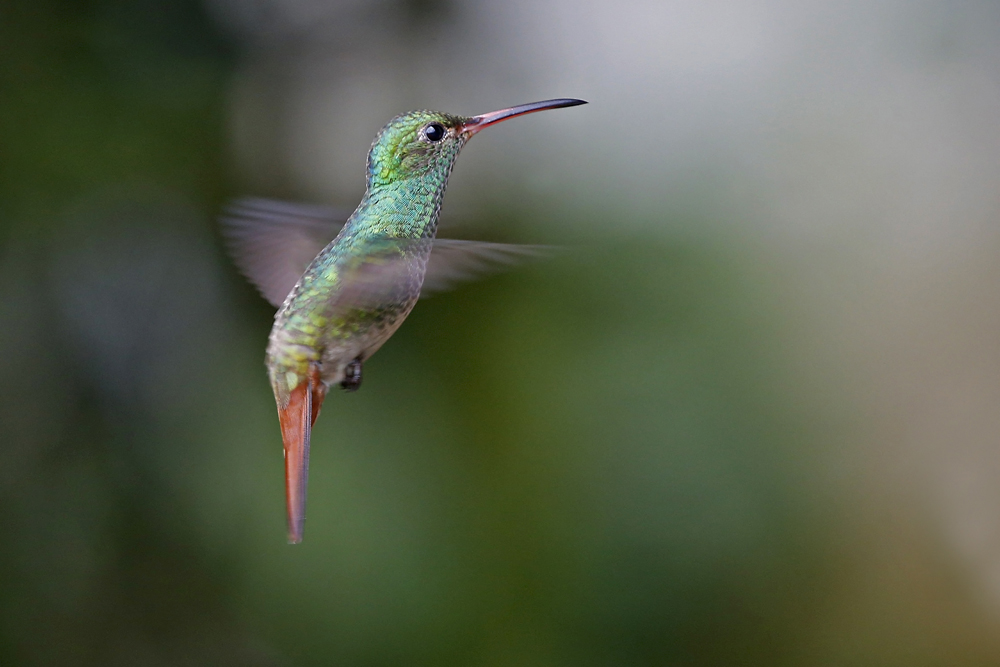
left=366, top=98, right=588, bottom=189
left=367, top=110, right=469, bottom=188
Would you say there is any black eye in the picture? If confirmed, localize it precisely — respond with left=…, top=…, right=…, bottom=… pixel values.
left=424, top=123, right=445, bottom=142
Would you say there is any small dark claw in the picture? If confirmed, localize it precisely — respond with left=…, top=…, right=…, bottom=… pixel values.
left=340, top=357, right=363, bottom=392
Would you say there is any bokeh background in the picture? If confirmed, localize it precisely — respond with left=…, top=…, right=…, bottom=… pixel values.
left=3, top=0, right=1000, bottom=664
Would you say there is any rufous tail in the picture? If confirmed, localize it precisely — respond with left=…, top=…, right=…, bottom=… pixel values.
left=278, top=363, right=327, bottom=544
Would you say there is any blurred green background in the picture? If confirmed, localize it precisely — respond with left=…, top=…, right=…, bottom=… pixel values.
left=4, top=0, right=1000, bottom=665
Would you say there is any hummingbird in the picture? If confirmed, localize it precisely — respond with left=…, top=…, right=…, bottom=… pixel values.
left=221, top=98, right=586, bottom=543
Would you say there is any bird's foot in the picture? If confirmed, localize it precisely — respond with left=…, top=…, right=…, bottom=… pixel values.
left=340, top=357, right=363, bottom=392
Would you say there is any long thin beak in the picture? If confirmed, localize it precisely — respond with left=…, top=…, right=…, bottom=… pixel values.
left=459, top=98, right=587, bottom=136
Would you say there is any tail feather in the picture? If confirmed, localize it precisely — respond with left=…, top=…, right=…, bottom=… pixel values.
left=278, top=364, right=327, bottom=544
left=310, top=364, right=327, bottom=428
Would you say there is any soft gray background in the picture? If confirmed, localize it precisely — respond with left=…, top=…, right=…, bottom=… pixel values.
left=3, top=1, right=1000, bottom=664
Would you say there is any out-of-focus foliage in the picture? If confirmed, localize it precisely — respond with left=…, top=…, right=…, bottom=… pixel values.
left=3, top=1, right=1000, bottom=665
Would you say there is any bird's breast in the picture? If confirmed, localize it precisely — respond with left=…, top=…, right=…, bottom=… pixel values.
left=266, top=244, right=430, bottom=387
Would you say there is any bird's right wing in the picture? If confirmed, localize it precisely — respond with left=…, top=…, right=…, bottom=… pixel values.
left=220, top=197, right=349, bottom=307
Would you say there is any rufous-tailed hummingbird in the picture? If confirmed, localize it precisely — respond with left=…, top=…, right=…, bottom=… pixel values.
left=222, top=98, right=586, bottom=543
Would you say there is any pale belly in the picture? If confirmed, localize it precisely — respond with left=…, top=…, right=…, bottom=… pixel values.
left=316, top=297, right=418, bottom=386
left=266, top=244, right=430, bottom=399
left=266, top=287, right=421, bottom=392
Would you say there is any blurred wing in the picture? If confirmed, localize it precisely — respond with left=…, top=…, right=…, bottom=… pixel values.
left=422, top=239, right=555, bottom=297
left=321, top=236, right=549, bottom=311
left=220, top=197, right=349, bottom=307
left=335, top=238, right=430, bottom=312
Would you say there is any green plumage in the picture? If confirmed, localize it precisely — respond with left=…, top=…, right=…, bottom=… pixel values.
left=221, top=98, right=585, bottom=543
left=267, top=111, right=469, bottom=406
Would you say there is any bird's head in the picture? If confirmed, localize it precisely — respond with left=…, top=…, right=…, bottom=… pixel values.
left=367, top=110, right=467, bottom=188
left=366, top=99, right=587, bottom=188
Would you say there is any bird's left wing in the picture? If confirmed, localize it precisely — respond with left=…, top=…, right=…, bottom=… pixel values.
left=327, top=237, right=554, bottom=306
left=220, top=197, right=349, bottom=307
left=421, top=239, right=554, bottom=297
left=221, top=197, right=555, bottom=305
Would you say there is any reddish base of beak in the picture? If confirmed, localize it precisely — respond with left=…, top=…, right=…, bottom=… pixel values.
left=278, top=363, right=327, bottom=544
